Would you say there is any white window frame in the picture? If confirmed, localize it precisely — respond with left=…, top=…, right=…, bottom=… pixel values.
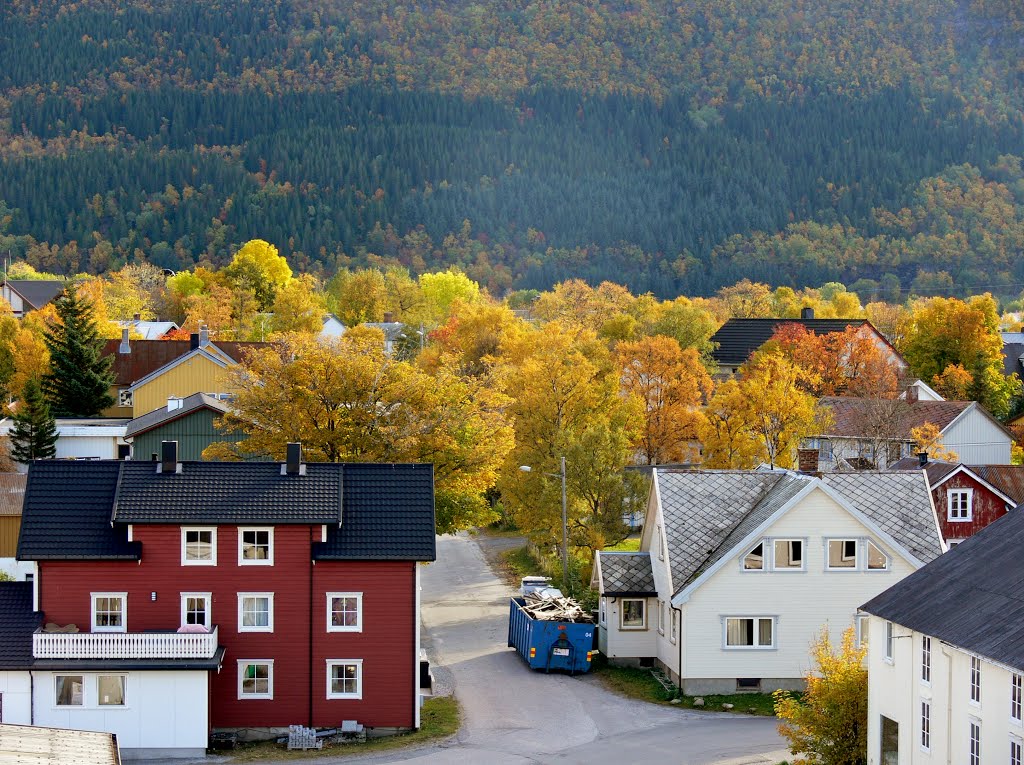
left=54, top=675, right=84, bottom=707
left=723, top=616, right=776, bottom=650
left=326, top=659, right=363, bottom=700
left=971, top=656, right=982, bottom=705
left=670, top=609, right=678, bottom=645
left=884, top=621, right=894, bottom=663
left=921, top=635, right=931, bottom=684
left=920, top=699, right=931, bottom=752
left=619, top=598, right=646, bottom=630
left=741, top=540, right=765, bottom=571
left=1013, top=672, right=1022, bottom=724
left=770, top=538, right=805, bottom=571
left=1011, top=735, right=1022, bottom=765
left=181, top=527, right=217, bottom=566
left=826, top=538, right=858, bottom=571
left=657, top=599, right=665, bottom=636
left=948, top=488, right=974, bottom=522
left=969, top=719, right=981, bottom=765
left=238, top=527, right=274, bottom=565
left=326, top=592, right=363, bottom=633
left=180, top=592, right=212, bottom=629
left=657, top=525, right=664, bottom=561
left=238, top=593, right=274, bottom=633
left=237, top=660, right=273, bottom=700
left=599, top=599, right=607, bottom=627
left=91, top=592, right=127, bottom=633
left=866, top=539, right=890, bottom=571
left=96, top=675, right=126, bottom=707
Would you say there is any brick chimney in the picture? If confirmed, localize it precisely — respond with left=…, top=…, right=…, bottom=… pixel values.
left=797, top=448, right=819, bottom=473
left=382, top=311, right=395, bottom=323
left=906, top=384, right=919, bottom=404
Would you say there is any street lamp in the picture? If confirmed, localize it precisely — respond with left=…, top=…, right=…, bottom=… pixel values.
left=519, top=457, right=569, bottom=594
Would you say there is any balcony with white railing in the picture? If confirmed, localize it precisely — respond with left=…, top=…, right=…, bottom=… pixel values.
left=33, top=626, right=219, bottom=660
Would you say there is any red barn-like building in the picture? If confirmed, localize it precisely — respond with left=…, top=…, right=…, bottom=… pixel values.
left=1, top=444, right=435, bottom=758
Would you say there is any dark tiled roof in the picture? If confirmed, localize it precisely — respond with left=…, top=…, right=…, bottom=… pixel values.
left=124, top=393, right=231, bottom=438
left=114, top=461, right=344, bottom=524
left=597, top=552, right=657, bottom=596
left=657, top=469, right=941, bottom=596
left=0, top=582, right=42, bottom=669
left=820, top=397, right=972, bottom=438
left=4, top=280, right=65, bottom=310
left=18, top=462, right=140, bottom=560
left=710, top=318, right=869, bottom=366
left=313, top=463, right=436, bottom=561
left=0, top=473, right=27, bottom=516
left=861, top=507, right=1024, bottom=671
left=102, top=339, right=271, bottom=386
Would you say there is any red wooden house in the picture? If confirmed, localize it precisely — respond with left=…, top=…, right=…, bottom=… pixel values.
left=0, top=443, right=435, bottom=758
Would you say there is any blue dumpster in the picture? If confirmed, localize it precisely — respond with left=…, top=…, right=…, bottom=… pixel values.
left=507, top=597, right=595, bottom=674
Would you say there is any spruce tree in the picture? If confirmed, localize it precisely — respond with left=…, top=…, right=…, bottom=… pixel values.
left=42, top=286, right=115, bottom=417
left=10, top=377, right=58, bottom=462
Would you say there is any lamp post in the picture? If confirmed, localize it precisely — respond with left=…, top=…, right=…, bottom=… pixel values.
left=519, top=456, right=569, bottom=593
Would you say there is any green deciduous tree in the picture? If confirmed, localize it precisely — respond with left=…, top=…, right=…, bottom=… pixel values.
left=10, top=377, right=58, bottom=462
left=41, top=287, right=115, bottom=416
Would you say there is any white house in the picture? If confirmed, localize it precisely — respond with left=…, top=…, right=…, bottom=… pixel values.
left=860, top=508, right=1024, bottom=765
left=0, top=418, right=130, bottom=472
left=593, top=469, right=943, bottom=695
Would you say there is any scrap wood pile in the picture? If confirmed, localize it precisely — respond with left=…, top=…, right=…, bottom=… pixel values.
left=521, top=591, right=593, bottom=623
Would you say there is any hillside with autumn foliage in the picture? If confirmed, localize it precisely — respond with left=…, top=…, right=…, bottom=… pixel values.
left=1, top=0, right=1023, bottom=296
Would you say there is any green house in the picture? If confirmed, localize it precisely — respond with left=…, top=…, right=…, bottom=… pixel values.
left=125, top=393, right=244, bottom=461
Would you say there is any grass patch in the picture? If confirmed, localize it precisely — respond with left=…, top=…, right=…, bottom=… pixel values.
left=603, top=537, right=641, bottom=552
left=499, top=545, right=545, bottom=585
left=227, top=696, right=460, bottom=761
left=592, top=659, right=779, bottom=716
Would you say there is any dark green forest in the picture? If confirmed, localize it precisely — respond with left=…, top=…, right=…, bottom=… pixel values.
left=2, top=0, right=1023, bottom=296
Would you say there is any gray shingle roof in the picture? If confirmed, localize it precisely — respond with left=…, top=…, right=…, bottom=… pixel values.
left=0, top=582, right=42, bottom=669
left=656, top=469, right=942, bottom=596
left=4, top=280, right=65, bottom=310
left=861, top=506, right=1024, bottom=671
left=124, top=393, right=231, bottom=438
left=597, top=552, right=657, bottom=596
left=18, top=462, right=140, bottom=560
left=19, top=460, right=435, bottom=561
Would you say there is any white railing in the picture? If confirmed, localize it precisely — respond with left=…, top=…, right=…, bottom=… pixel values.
left=33, top=626, right=219, bottom=659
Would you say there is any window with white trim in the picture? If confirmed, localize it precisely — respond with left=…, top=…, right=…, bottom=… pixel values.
left=599, top=599, right=606, bottom=626
left=971, top=656, right=982, bottom=704
left=238, top=593, right=274, bottom=632
left=970, top=720, right=981, bottom=765
left=920, top=700, right=931, bottom=751
left=724, top=617, right=775, bottom=649
left=620, top=599, right=646, bottom=630
left=670, top=610, right=678, bottom=644
left=181, top=593, right=212, bottom=629
left=742, top=542, right=764, bottom=570
left=772, top=539, right=804, bottom=570
left=657, top=526, right=664, bottom=561
left=91, top=593, right=126, bottom=632
left=97, top=675, right=125, bottom=706
left=884, top=621, right=894, bottom=662
left=921, top=635, right=931, bottom=684
left=238, top=527, right=273, bottom=565
left=326, top=659, right=363, bottom=699
left=238, top=660, right=273, bottom=699
left=657, top=599, right=665, bottom=635
left=1013, top=673, right=1022, bottom=723
left=866, top=540, right=889, bottom=570
left=949, top=489, right=974, bottom=521
left=1012, top=735, right=1022, bottom=765
left=327, top=593, right=363, bottom=632
left=181, top=527, right=216, bottom=566
left=55, top=676, right=83, bottom=706
left=827, top=539, right=857, bottom=569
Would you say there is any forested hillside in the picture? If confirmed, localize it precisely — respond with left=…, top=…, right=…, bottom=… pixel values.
left=2, top=0, right=1023, bottom=296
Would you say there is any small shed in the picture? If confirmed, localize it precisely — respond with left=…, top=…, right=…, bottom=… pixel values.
left=125, top=393, right=243, bottom=461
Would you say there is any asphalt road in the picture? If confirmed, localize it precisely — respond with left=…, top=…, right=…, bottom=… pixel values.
left=170, top=533, right=788, bottom=765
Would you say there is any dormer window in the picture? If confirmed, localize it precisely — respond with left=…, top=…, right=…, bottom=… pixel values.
left=948, top=489, right=973, bottom=522
left=239, top=528, right=274, bottom=565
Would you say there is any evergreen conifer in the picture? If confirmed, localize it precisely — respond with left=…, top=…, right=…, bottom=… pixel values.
left=42, top=286, right=115, bottom=416
left=10, top=377, right=58, bottom=462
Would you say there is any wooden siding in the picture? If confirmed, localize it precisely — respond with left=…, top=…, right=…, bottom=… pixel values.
left=932, top=471, right=1010, bottom=543
left=133, top=356, right=235, bottom=416
left=131, top=409, right=243, bottom=462
left=0, top=515, right=20, bottom=557
left=944, top=409, right=1012, bottom=464
left=37, top=525, right=417, bottom=730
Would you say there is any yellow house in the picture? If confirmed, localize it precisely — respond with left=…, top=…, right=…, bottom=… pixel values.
left=128, top=346, right=239, bottom=416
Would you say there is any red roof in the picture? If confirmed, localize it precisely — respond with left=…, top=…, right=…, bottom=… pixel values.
left=102, top=339, right=271, bottom=386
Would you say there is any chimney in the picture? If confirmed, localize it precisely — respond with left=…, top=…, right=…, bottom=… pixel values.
left=167, top=396, right=183, bottom=412
left=797, top=448, right=819, bottom=473
left=918, top=451, right=928, bottom=467
left=119, top=328, right=131, bottom=354
left=151, top=453, right=158, bottom=462
left=190, top=332, right=200, bottom=351
left=199, top=325, right=209, bottom=348
left=133, top=313, right=141, bottom=322
left=284, top=442, right=303, bottom=475
left=906, top=384, right=919, bottom=404
left=382, top=311, right=394, bottom=323
left=160, top=441, right=179, bottom=474
left=800, top=307, right=814, bottom=320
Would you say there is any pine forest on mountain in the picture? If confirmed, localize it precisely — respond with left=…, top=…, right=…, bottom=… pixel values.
left=2, top=0, right=1024, bottom=298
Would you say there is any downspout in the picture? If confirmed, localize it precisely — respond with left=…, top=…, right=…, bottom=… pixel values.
left=29, top=671, right=34, bottom=725
left=673, top=603, right=683, bottom=693
left=943, top=644, right=953, bottom=765
left=309, top=537, right=314, bottom=729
